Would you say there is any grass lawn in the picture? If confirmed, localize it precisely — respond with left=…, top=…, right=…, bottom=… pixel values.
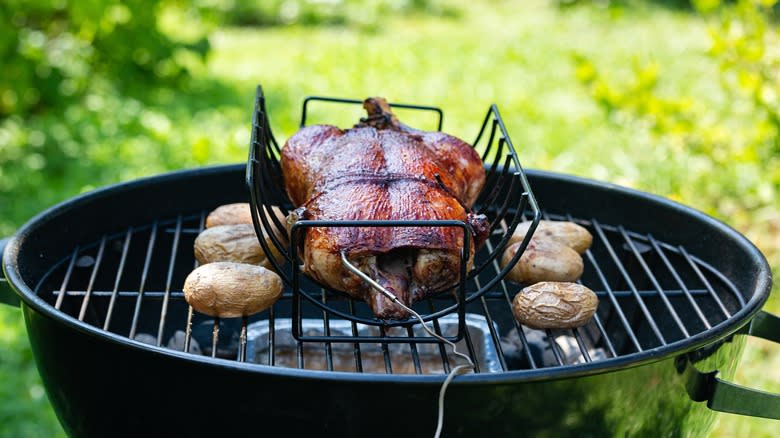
left=1, top=1, right=777, bottom=436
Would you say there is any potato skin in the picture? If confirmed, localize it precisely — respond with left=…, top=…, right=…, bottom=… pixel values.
left=183, top=262, right=282, bottom=318
left=206, top=203, right=254, bottom=228
left=509, top=220, right=592, bottom=255
left=512, top=281, right=598, bottom=329
left=194, top=223, right=283, bottom=269
left=500, top=238, right=583, bottom=284
left=205, top=203, right=286, bottom=229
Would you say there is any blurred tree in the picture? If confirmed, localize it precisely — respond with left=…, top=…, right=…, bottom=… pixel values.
left=0, top=0, right=210, bottom=118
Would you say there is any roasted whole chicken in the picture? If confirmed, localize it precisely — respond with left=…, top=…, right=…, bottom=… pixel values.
left=281, top=98, right=488, bottom=319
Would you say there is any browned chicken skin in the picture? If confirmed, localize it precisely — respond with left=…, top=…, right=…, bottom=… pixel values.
left=281, top=98, right=488, bottom=319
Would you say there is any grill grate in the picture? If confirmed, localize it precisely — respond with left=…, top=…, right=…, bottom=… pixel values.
left=36, top=207, right=745, bottom=374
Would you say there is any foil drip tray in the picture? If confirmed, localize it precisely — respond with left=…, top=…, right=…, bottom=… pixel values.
left=246, top=314, right=503, bottom=374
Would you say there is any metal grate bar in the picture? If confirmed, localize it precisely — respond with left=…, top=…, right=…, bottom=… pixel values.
left=78, top=236, right=107, bottom=321
left=591, top=219, right=667, bottom=346
left=471, top=191, right=527, bottom=280
left=544, top=329, right=566, bottom=366
left=176, top=228, right=205, bottom=234
left=486, top=159, right=520, bottom=231
left=484, top=237, right=538, bottom=369
left=297, top=330, right=304, bottom=369
left=300, top=95, right=444, bottom=131
left=347, top=300, right=363, bottom=372
left=471, top=269, right=510, bottom=371
left=619, top=227, right=690, bottom=339
left=248, top=109, right=295, bottom=279
left=427, top=299, right=452, bottom=373
left=184, top=306, right=194, bottom=354
left=54, top=247, right=79, bottom=310
left=261, top=114, right=282, bottom=157
left=50, top=287, right=719, bottom=300
left=156, top=216, right=183, bottom=346
left=459, top=314, right=481, bottom=374
left=262, top=203, right=289, bottom=248
left=406, top=327, right=424, bottom=374
left=129, top=221, right=158, bottom=339
left=506, top=311, right=538, bottom=369
left=211, top=318, right=219, bottom=359
left=589, top=313, right=617, bottom=358
left=583, top=235, right=643, bottom=352
left=238, top=316, right=248, bottom=362
left=477, top=153, right=513, bottom=216
left=571, top=328, right=592, bottom=363
left=478, top=118, right=499, bottom=163
left=321, top=289, right=334, bottom=371
left=103, top=228, right=133, bottom=331
left=379, top=326, right=393, bottom=374
left=254, top=194, right=292, bottom=268
left=679, top=246, right=734, bottom=318
left=566, top=322, right=595, bottom=363
left=184, top=212, right=205, bottom=354
left=502, top=286, right=539, bottom=369
left=478, top=293, right=508, bottom=371
left=478, top=288, right=712, bottom=299
left=268, top=304, right=276, bottom=366
left=648, top=236, right=711, bottom=329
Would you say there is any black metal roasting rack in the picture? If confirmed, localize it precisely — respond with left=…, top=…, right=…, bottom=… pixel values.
left=246, top=85, right=541, bottom=343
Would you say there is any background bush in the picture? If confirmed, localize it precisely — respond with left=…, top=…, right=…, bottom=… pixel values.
left=0, top=0, right=210, bottom=118
left=572, top=0, right=780, bottom=285
left=202, top=0, right=457, bottom=28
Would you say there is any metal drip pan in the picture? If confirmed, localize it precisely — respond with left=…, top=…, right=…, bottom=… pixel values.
left=247, top=313, right=502, bottom=374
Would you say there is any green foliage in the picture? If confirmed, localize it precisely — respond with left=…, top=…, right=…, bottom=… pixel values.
left=0, top=78, right=247, bottom=237
left=0, top=307, right=64, bottom=438
left=0, top=0, right=210, bottom=118
left=556, top=0, right=698, bottom=9
left=572, top=0, right=780, bottom=277
left=203, top=0, right=459, bottom=29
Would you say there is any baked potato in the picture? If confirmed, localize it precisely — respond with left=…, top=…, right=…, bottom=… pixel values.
left=194, top=223, right=283, bottom=268
left=500, top=238, right=584, bottom=284
left=183, top=262, right=282, bottom=318
left=509, top=220, right=592, bottom=255
left=512, top=281, right=598, bottom=329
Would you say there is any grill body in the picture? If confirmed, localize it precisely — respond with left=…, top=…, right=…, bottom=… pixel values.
left=24, top=302, right=741, bottom=437
left=2, top=164, right=773, bottom=436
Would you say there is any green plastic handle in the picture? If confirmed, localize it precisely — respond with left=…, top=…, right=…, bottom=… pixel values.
left=687, top=310, right=780, bottom=420
left=0, top=237, right=21, bottom=307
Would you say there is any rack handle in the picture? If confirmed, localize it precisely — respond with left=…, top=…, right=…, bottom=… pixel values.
left=686, top=310, right=780, bottom=419
left=0, top=237, right=21, bottom=307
